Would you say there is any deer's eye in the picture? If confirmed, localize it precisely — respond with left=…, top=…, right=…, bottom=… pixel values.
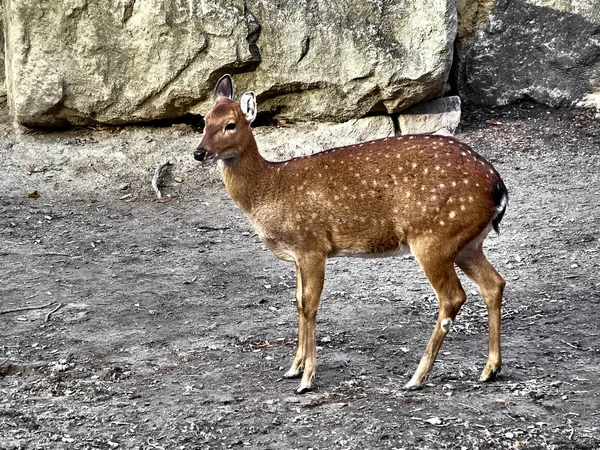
left=225, top=122, right=236, bottom=132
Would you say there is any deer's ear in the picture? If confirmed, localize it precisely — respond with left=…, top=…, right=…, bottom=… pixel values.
left=240, top=91, right=257, bottom=124
left=214, top=74, right=233, bottom=100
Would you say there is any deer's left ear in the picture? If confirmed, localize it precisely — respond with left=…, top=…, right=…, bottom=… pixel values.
left=214, top=74, right=233, bottom=100
left=240, top=91, right=257, bottom=124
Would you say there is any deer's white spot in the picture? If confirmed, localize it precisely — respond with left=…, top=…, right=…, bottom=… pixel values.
left=441, top=318, right=452, bottom=332
left=461, top=205, right=466, bottom=211
left=393, top=207, right=399, bottom=213
left=411, top=162, right=417, bottom=169
left=449, top=211, right=456, bottom=219
left=439, top=220, right=445, bottom=226
left=431, top=195, right=437, bottom=201
left=424, top=167, right=429, bottom=174
left=439, top=183, right=445, bottom=188
left=461, top=152, right=466, bottom=156
left=468, top=196, right=474, bottom=202
left=409, top=136, right=414, bottom=140
left=405, top=191, right=411, bottom=198
left=375, top=168, right=380, bottom=173
left=451, top=181, right=457, bottom=186
left=463, top=179, right=469, bottom=184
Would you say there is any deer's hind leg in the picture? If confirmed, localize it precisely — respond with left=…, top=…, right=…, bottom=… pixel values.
left=455, top=241, right=505, bottom=381
left=405, top=248, right=467, bottom=389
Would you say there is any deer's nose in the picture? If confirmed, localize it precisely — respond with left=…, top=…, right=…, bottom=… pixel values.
left=194, top=147, right=207, bottom=161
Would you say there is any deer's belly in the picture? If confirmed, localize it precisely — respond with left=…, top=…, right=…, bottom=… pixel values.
left=330, top=244, right=412, bottom=259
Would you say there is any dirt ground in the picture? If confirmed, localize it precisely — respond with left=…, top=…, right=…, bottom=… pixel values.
left=1, top=101, right=599, bottom=449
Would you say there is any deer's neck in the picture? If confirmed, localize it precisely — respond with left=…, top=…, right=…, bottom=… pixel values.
left=220, top=138, right=272, bottom=214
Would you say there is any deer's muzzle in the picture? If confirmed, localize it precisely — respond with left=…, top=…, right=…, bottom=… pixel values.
left=194, top=147, right=207, bottom=161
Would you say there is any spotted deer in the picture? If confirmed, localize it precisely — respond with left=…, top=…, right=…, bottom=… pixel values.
left=194, top=75, right=508, bottom=394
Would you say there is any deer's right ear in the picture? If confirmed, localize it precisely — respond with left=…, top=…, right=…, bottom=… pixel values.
left=240, top=91, right=257, bottom=124
left=214, top=74, right=233, bottom=100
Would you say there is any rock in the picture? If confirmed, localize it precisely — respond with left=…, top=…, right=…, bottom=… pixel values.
left=253, top=115, right=395, bottom=161
left=0, top=3, right=4, bottom=94
left=457, top=0, right=600, bottom=108
left=4, top=0, right=456, bottom=127
left=397, top=96, right=461, bottom=135
left=5, top=0, right=257, bottom=127
left=234, top=0, right=456, bottom=123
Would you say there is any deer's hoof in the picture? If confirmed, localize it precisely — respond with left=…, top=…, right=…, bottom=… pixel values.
left=283, top=368, right=303, bottom=379
left=294, top=383, right=313, bottom=395
left=480, top=366, right=501, bottom=382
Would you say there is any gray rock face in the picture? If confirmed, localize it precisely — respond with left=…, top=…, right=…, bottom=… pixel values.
left=4, top=0, right=456, bottom=127
left=457, top=0, right=600, bottom=108
left=254, top=116, right=395, bottom=161
left=236, top=0, right=456, bottom=122
left=4, top=0, right=259, bottom=127
left=398, top=96, right=461, bottom=135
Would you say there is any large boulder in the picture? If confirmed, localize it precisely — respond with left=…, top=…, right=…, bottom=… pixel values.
left=4, top=0, right=456, bottom=127
left=457, top=0, right=600, bottom=108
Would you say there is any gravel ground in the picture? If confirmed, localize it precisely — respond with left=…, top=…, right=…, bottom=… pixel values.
left=1, top=101, right=599, bottom=449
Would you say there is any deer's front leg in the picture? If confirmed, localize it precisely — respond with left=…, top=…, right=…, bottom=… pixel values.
left=283, top=264, right=306, bottom=379
left=293, top=254, right=325, bottom=394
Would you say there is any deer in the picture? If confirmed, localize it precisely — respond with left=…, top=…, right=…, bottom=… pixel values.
left=194, top=74, right=508, bottom=394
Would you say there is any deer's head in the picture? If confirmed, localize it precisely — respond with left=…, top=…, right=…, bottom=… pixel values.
left=194, top=75, right=257, bottom=163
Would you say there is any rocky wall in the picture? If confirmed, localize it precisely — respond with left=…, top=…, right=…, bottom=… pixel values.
left=3, top=0, right=456, bottom=127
